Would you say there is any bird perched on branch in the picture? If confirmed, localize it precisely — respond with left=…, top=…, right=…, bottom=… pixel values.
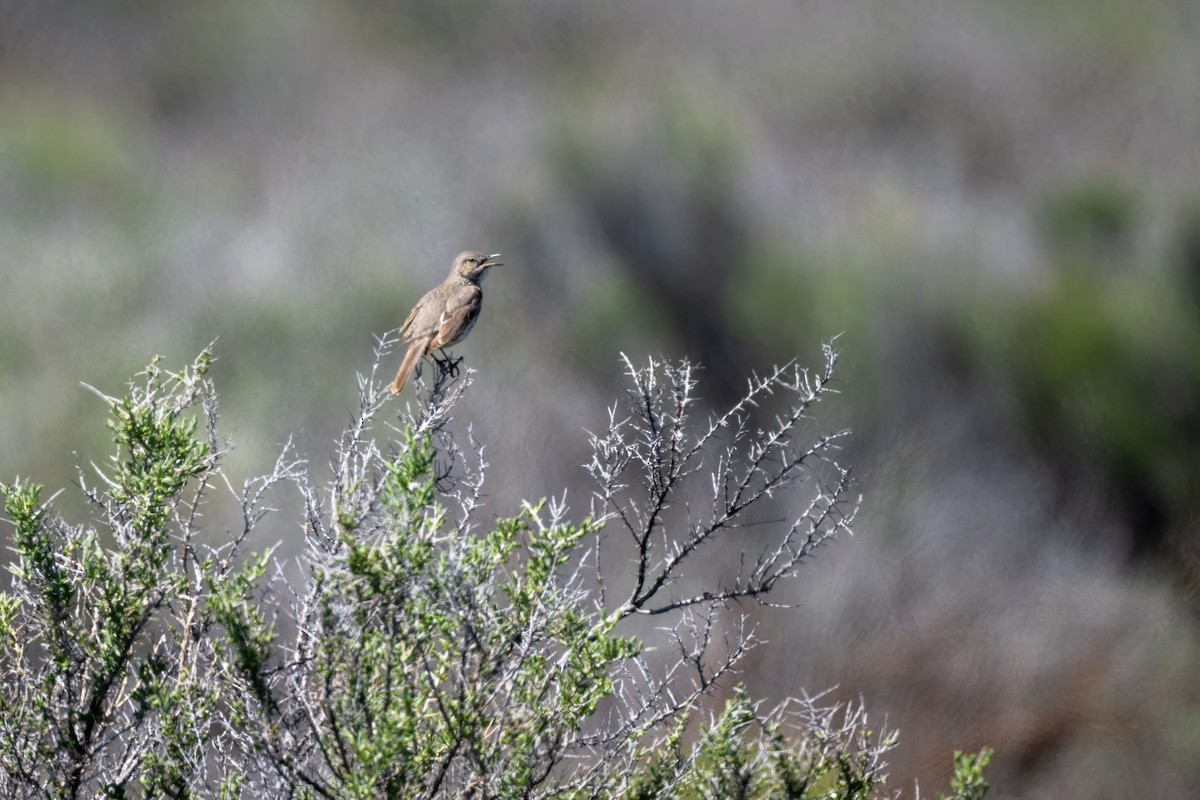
left=390, top=251, right=502, bottom=394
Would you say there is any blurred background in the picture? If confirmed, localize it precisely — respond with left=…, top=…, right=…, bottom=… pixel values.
left=2, top=1, right=1199, bottom=796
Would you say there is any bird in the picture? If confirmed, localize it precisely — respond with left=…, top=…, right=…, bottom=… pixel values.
left=390, top=251, right=502, bottom=395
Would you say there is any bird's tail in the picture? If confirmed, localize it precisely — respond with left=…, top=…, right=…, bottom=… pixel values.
left=391, top=338, right=429, bottom=395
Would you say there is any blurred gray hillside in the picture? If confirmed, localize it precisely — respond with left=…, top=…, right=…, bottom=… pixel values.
left=2, top=1, right=1199, bottom=797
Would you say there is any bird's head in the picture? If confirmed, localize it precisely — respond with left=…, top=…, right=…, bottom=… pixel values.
left=453, top=251, right=502, bottom=281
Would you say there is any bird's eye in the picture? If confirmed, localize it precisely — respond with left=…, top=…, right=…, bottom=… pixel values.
left=465, top=258, right=476, bottom=265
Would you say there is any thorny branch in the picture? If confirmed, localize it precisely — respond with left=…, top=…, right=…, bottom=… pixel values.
left=586, top=342, right=859, bottom=618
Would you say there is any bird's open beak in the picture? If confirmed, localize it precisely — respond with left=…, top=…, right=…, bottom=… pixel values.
left=484, top=253, right=502, bottom=267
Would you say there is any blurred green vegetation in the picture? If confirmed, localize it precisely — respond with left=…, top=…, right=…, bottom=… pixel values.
left=1039, top=178, right=1140, bottom=268
left=2, top=100, right=139, bottom=210
left=960, top=179, right=1200, bottom=572
left=986, top=0, right=1178, bottom=60
left=571, top=267, right=677, bottom=363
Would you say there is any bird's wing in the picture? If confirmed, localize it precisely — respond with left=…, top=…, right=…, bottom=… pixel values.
left=431, top=294, right=481, bottom=350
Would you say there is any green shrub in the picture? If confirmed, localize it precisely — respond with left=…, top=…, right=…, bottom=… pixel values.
left=0, top=344, right=988, bottom=798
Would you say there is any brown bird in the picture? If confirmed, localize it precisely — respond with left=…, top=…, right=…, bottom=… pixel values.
left=390, top=251, right=502, bottom=394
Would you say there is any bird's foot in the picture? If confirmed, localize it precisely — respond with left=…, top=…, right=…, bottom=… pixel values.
left=432, top=351, right=464, bottom=378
